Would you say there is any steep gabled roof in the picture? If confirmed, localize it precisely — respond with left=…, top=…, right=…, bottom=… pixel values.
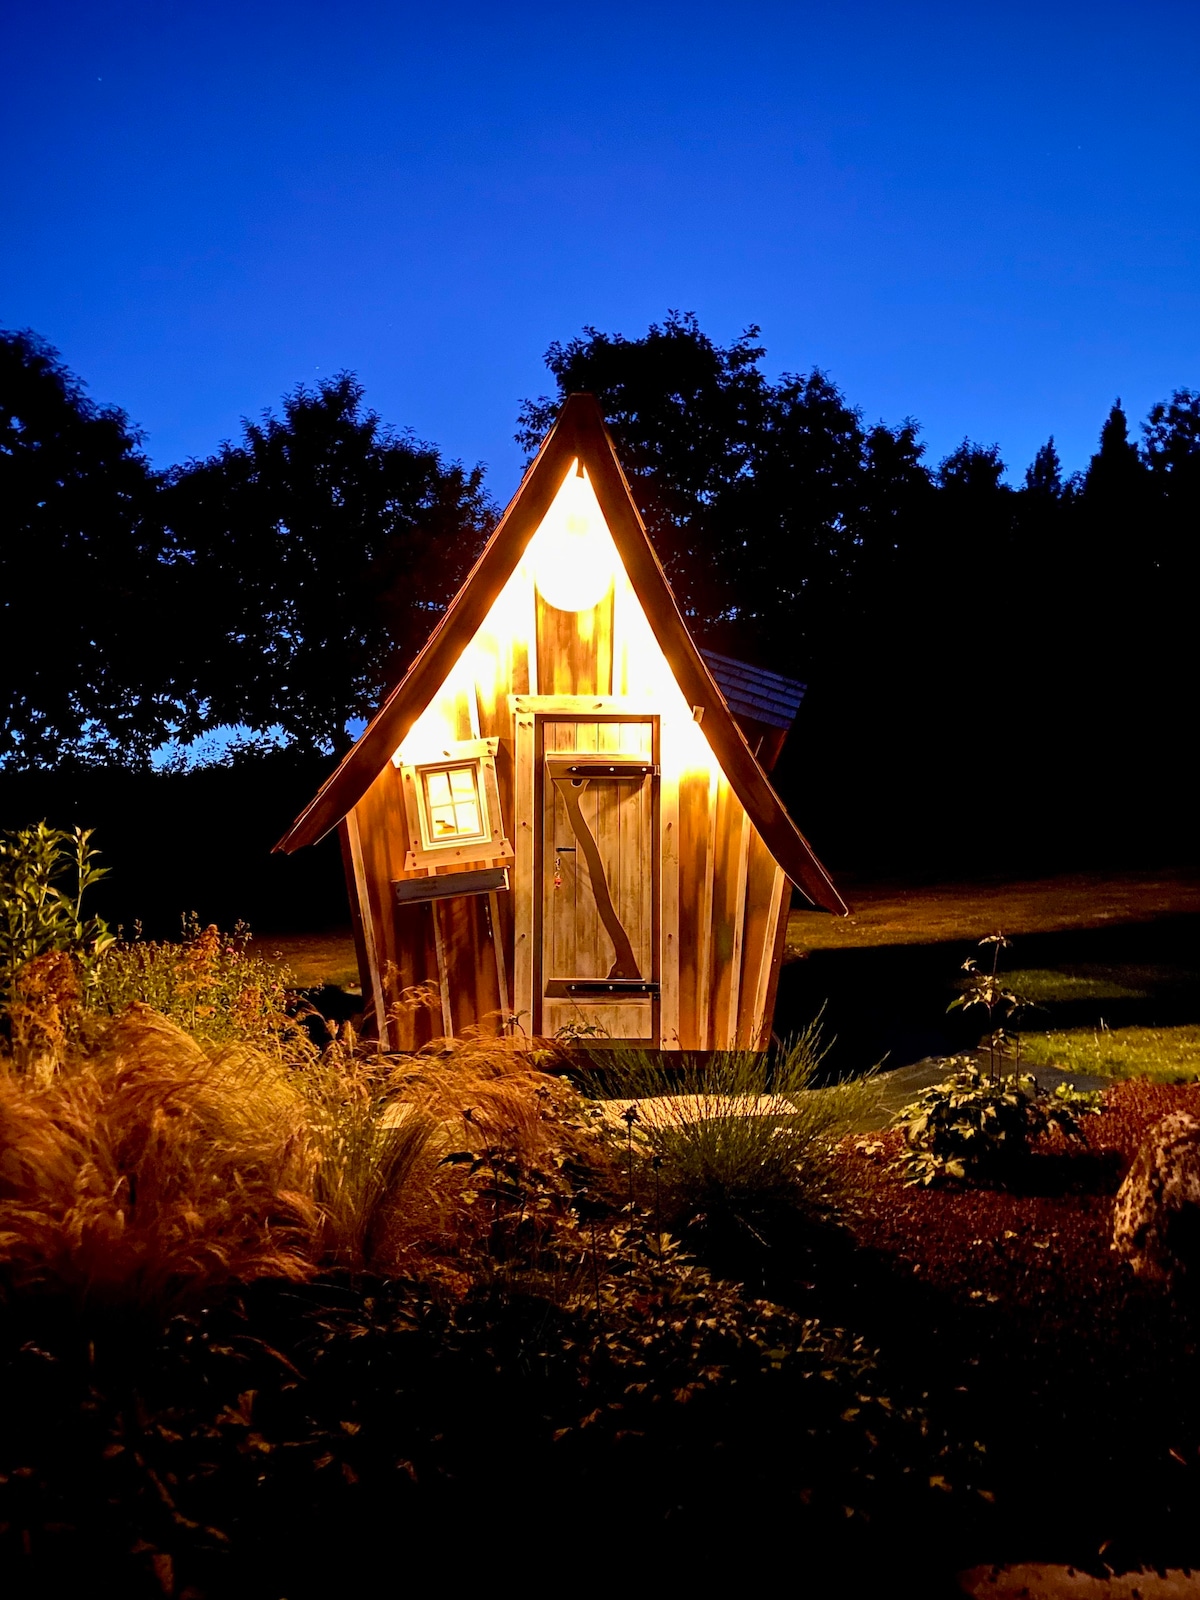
left=275, top=393, right=847, bottom=915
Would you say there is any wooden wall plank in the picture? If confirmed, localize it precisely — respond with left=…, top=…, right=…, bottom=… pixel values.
left=697, top=770, right=719, bottom=1049
left=707, top=781, right=751, bottom=1050
left=749, top=867, right=789, bottom=1050
left=343, top=811, right=387, bottom=1045
left=755, top=883, right=793, bottom=1056
left=657, top=718, right=680, bottom=1050
left=673, top=771, right=708, bottom=1050
left=724, top=808, right=752, bottom=1047
left=535, top=588, right=613, bottom=696
left=430, top=900, right=454, bottom=1036
left=735, top=832, right=785, bottom=1049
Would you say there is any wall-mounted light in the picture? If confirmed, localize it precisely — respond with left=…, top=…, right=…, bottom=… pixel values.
left=527, top=461, right=616, bottom=613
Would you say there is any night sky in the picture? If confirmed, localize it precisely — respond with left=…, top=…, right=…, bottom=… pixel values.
left=4, top=0, right=1198, bottom=495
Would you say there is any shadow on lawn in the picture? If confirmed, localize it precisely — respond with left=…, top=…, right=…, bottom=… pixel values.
left=778, top=912, right=1200, bottom=1079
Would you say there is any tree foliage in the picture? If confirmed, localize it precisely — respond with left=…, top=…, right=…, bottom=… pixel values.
left=0, top=340, right=495, bottom=765
left=161, top=374, right=495, bottom=752
left=0, top=331, right=181, bottom=768
left=4, top=313, right=1199, bottom=885
left=517, top=312, right=932, bottom=671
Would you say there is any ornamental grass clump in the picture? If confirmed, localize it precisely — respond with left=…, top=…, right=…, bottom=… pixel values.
left=297, top=1050, right=445, bottom=1273
left=0, top=1005, right=320, bottom=1307
left=584, top=1023, right=877, bottom=1243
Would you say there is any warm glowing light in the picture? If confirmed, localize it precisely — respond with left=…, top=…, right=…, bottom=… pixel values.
left=525, top=461, right=617, bottom=612
left=392, top=653, right=473, bottom=767
left=422, top=763, right=484, bottom=841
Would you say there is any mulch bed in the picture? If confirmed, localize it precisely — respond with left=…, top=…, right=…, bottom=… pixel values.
left=823, top=1081, right=1200, bottom=1571
left=841, top=1080, right=1200, bottom=1317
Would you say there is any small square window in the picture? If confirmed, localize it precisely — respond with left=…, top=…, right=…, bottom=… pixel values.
left=398, top=738, right=514, bottom=874
left=422, top=763, right=484, bottom=843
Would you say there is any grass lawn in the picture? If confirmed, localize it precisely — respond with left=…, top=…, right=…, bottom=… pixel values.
left=247, top=871, right=1200, bottom=1088
left=1021, top=1023, right=1200, bottom=1081
left=1003, top=965, right=1153, bottom=1003
left=787, top=870, right=1200, bottom=953
left=247, top=929, right=360, bottom=991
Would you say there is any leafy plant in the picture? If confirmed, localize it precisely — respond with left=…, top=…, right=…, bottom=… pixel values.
left=1049, top=1080, right=1105, bottom=1114
left=895, top=1057, right=1084, bottom=1187
left=0, top=822, right=113, bottom=1003
left=0, top=1244, right=963, bottom=1594
left=87, top=915, right=300, bottom=1052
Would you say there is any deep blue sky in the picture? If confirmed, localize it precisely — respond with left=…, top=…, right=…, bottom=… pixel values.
left=4, top=0, right=1198, bottom=496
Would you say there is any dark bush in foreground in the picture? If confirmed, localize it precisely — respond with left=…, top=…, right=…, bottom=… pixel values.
left=0, top=1254, right=970, bottom=1596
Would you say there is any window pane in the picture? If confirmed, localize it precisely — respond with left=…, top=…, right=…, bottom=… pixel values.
left=449, top=767, right=477, bottom=799
left=424, top=771, right=452, bottom=808
left=452, top=798, right=481, bottom=835
left=429, top=805, right=459, bottom=836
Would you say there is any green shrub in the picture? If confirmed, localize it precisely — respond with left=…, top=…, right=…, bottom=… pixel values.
left=86, top=915, right=301, bottom=1052
left=895, top=1057, right=1085, bottom=1187
left=0, top=822, right=113, bottom=1002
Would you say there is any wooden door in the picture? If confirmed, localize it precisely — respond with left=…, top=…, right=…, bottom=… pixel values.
left=537, top=716, right=658, bottom=1042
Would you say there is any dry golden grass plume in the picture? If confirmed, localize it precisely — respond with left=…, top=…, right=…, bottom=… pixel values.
left=389, top=1021, right=594, bottom=1171
left=294, top=1050, right=446, bottom=1274
left=0, top=1003, right=319, bottom=1306
left=0, top=962, right=607, bottom=1304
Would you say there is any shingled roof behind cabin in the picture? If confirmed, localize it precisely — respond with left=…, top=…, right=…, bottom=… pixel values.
left=699, top=650, right=807, bottom=732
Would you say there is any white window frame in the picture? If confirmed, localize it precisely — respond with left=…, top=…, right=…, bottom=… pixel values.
left=399, top=737, right=514, bottom=872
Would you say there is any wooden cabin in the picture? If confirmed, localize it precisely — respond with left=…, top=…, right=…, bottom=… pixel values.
left=276, top=393, right=846, bottom=1051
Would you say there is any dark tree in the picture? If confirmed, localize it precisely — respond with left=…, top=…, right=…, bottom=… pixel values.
left=0, top=330, right=181, bottom=768
left=516, top=312, right=931, bottom=673
left=1086, top=400, right=1148, bottom=502
left=1142, top=388, right=1200, bottom=593
left=162, top=375, right=495, bottom=753
left=1024, top=437, right=1064, bottom=498
left=937, top=439, right=1007, bottom=494
left=517, top=313, right=771, bottom=632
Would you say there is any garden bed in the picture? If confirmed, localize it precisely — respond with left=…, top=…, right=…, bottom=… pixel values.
left=816, top=1080, right=1200, bottom=1576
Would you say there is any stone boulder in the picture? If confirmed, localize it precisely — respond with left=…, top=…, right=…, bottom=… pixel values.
left=1113, top=1111, right=1200, bottom=1281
